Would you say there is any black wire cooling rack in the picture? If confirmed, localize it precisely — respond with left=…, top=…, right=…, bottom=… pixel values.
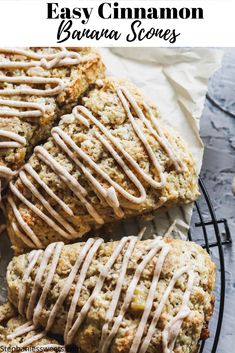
left=189, top=179, right=232, bottom=353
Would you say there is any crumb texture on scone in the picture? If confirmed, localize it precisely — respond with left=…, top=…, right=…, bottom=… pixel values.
left=6, top=77, right=199, bottom=253
left=0, top=302, right=63, bottom=349
left=0, top=47, right=105, bottom=185
left=7, top=237, right=215, bottom=353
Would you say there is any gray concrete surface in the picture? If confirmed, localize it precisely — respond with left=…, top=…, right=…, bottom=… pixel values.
left=200, top=48, right=235, bottom=352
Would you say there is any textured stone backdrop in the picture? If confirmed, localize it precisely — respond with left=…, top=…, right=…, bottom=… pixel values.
left=200, top=48, right=235, bottom=351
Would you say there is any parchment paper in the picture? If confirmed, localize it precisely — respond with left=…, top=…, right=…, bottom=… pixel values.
left=0, top=48, right=223, bottom=303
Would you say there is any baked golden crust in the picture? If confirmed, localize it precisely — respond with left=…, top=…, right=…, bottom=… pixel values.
left=0, top=302, right=62, bottom=349
left=0, top=47, right=105, bottom=183
left=7, top=237, right=215, bottom=353
left=6, top=78, right=199, bottom=254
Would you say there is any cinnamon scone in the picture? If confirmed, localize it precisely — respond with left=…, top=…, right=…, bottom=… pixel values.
left=7, top=237, right=215, bottom=353
left=0, top=302, right=64, bottom=350
left=0, top=47, right=105, bottom=189
left=6, top=77, right=199, bottom=253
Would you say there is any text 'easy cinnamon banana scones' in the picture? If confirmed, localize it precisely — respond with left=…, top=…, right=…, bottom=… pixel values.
left=7, top=237, right=215, bottom=353
left=6, top=78, right=199, bottom=253
left=0, top=47, right=105, bottom=189
left=0, top=302, right=64, bottom=350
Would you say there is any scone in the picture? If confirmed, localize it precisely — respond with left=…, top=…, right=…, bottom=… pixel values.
left=6, top=77, right=199, bottom=253
left=0, top=302, right=64, bottom=350
left=7, top=237, right=215, bottom=353
left=0, top=47, right=105, bottom=189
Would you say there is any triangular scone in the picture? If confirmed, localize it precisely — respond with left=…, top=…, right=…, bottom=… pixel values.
left=6, top=78, right=199, bottom=253
left=0, top=302, right=64, bottom=350
left=0, top=47, right=105, bottom=188
left=7, top=237, right=215, bottom=353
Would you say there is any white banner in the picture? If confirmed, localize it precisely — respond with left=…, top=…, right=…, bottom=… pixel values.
left=0, top=0, right=234, bottom=46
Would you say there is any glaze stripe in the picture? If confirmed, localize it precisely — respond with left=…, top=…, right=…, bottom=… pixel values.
left=33, top=242, right=64, bottom=326
left=7, top=321, right=35, bottom=340
left=18, top=250, right=43, bottom=315
left=26, top=243, right=61, bottom=320
left=101, top=239, right=168, bottom=353
left=66, top=236, right=130, bottom=344
left=64, top=238, right=104, bottom=342
left=162, top=270, right=195, bottom=353
left=0, top=130, right=26, bottom=148
left=129, top=244, right=171, bottom=353
left=139, top=267, right=194, bottom=353
left=46, top=238, right=96, bottom=332
left=8, top=195, right=43, bottom=248
left=99, top=236, right=138, bottom=351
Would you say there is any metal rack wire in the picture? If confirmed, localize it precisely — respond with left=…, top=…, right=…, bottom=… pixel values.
left=189, top=179, right=232, bottom=353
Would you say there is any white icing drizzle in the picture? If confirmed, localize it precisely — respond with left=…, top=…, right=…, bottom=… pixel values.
left=11, top=221, right=36, bottom=249
left=7, top=323, right=65, bottom=351
left=99, top=236, right=138, bottom=351
left=8, top=195, right=43, bottom=248
left=34, top=146, right=104, bottom=225
left=26, top=242, right=63, bottom=321
left=73, top=104, right=147, bottom=203
left=0, top=47, right=83, bottom=69
left=0, top=76, right=64, bottom=97
left=162, top=270, right=195, bottom=353
left=10, top=236, right=195, bottom=353
left=117, top=88, right=166, bottom=188
left=18, top=250, right=43, bottom=316
left=7, top=321, right=35, bottom=340
left=142, top=102, right=184, bottom=172
left=33, top=242, right=64, bottom=326
left=101, top=238, right=167, bottom=353
left=0, top=98, right=45, bottom=118
left=64, top=238, right=104, bottom=342
left=46, top=238, right=97, bottom=332
left=10, top=177, right=76, bottom=240
left=139, top=267, right=195, bottom=353
left=0, top=129, right=26, bottom=148
left=129, top=244, right=171, bottom=353
left=23, top=164, right=74, bottom=217
left=0, top=166, right=17, bottom=178
left=51, top=126, right=124, bottom=218
left=9, top=87, right=183, bottom=248
left=7, top=321, right=65, bottom=352
left=18, top=331, right=47, bottom=348
left=65, top=236, right=131, bottom=345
